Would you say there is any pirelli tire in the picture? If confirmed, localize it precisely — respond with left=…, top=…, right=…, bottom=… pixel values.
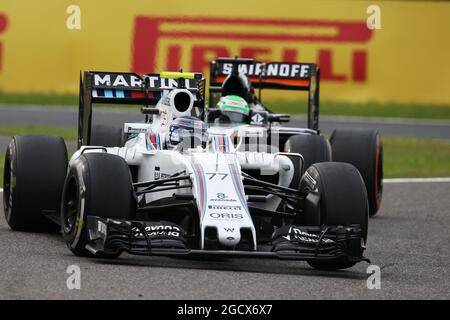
left=3, top=135, right=67, bottom=232
left=299, top=162, right=369, bottom=270
left=61, top=152, right=136, bottom=257
left=330, top=129, right=383, bottom=216
left=285, top=134, right=331, bottom=189
left=89, top=124, right=123, bottom=147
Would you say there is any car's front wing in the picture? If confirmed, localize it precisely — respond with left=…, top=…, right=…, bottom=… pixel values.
left=85, top=216, right=369, bottom=263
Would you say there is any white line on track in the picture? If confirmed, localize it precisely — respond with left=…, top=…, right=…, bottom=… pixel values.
left=384, top=177, right=450, bottom=183
left=0, top=188, right=2, bottom=192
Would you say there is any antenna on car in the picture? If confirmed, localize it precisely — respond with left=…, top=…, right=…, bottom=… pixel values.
left=231, top=56, right=240, bottom=76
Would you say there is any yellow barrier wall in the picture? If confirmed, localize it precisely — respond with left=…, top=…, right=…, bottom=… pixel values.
left=0, top=0, right=449, bottom=104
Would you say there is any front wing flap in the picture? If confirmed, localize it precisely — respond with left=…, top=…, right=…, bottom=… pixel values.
left=85, top=216, right=368, bottom=263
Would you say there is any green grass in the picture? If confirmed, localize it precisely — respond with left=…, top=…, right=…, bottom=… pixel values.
left=1, top=92, right=450, bottom=120
left=0, top=135, right=449, bottom=186
left=383, top=137, right=450, bottom=178
left=0, top=125, right=77, bottom=142
left=0, top=92, right=78, bottom=106
left=268, top=100, right=450, bottom=120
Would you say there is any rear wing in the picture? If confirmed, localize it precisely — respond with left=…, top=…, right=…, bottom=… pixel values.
left=78, top=71, right=205, bottom=148
left=209, top=58, right=320, bottom=130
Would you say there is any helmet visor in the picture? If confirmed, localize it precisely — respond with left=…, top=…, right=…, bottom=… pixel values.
left=219, top=110, right=250, bottom=124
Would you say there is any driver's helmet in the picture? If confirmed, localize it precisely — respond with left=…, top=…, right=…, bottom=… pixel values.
left=215, top=95, right=250, bottom=124
left=166, top=116, right=208, bottom=150
left=222, top=74, right=252, bottom=101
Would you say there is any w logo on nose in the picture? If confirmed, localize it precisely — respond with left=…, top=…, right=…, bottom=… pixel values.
left=224, top=227, right=234, bottom=232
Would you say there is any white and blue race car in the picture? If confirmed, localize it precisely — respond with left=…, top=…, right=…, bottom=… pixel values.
left=3, top=71, right=369, bottom=270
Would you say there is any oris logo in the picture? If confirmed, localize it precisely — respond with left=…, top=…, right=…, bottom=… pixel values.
left=132, top=16, right=373, bottom=83
left=210, top=213, right=243, bottom=220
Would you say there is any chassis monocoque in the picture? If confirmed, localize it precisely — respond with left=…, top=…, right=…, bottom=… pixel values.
left=3, top=71, right=370, bottom=270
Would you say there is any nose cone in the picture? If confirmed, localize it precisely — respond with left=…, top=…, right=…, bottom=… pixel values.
left=217, top=226, right=241, bottom=247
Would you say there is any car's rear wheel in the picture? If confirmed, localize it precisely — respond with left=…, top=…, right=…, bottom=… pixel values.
left=299, top=162, right=368, bottom=270
left=3, top=135, right=67, bottom=232
left=89, top=124, right=123, bottom=147
left=330, top=129, right=383, bottom=216
left=61, top=152, right=136, bottom=257
left=285, top=134, right=331, bottom=189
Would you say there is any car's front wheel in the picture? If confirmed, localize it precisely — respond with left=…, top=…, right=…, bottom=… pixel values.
left=300, top=162, right=369, bottom=270
left=61, top=152, right=136, bottom=257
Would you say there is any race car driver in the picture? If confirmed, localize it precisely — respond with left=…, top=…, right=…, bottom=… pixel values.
left=165, top=116, right=209, bottom=151
left=213, top=95, right=251, bottom=125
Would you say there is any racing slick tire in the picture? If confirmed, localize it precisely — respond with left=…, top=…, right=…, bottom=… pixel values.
left=285, top=134, right=331, bottom=189
left=300, top=162, right=368, bottom=270
left=61, top=153, right=136, bottom=257
left=89, top=124, right=123, bottom=147
left=330, top=129, right=383, bottom=216
left=3, top=135, right=67, bottom=232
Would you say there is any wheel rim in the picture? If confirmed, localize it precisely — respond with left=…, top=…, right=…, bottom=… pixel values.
left=62, top=176, right=79, bottom=234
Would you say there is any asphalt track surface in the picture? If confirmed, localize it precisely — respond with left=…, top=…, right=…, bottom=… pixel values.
left=0, top=181, right=449, bottom=299
left=1, top=105, right=449, bottom=153
left=0, top=105, right=450, bottom=141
